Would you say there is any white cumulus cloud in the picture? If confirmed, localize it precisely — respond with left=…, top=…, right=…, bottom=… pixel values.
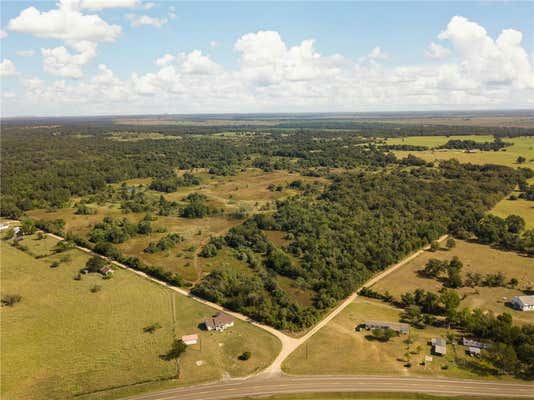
left=127, top=14, right=168, bottom=28
left=7, top=0, right=121, bottom=43
left=438, top=15, right=534, bottom=89
left=180, top=50, right=220, bottom=75
left=3, top=16, right=534, bottom=116
left=42, top=41, right=97, bottom=78
left=155, top=53, right=175, bottom=66
left=424, top=42, right=451, bottom=60
left=0, top=59, right=17, bottom=76
left=80, top=0, right=140, bottom=10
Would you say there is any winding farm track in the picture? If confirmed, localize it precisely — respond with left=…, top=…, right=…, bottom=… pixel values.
left=30, top=228, right=534, bottom=398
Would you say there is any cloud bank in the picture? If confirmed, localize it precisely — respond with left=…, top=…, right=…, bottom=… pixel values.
left=3, top=12, right=534, bottom=116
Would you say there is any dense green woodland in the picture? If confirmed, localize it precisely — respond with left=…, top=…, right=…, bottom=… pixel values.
left=3, top=121, right=531, bottom=217
left=2, top=122, right=533, bottom=336
left=194, top=161, right=530, bottom=330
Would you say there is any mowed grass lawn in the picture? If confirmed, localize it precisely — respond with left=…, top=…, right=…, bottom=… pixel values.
left=371, top=240, right=534, bottom=325
left=1, top=236, right=280, bottom=400
left=386, top=136, right=534, bottom=168
left=283, top=298, right=499, bottom=380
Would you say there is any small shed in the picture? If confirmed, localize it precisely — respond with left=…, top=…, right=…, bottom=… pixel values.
left=468, top=347, right=481, bottom=357
left=431, top=337, right=447, bottom=356
left=181, top=334, right=199, bottom=345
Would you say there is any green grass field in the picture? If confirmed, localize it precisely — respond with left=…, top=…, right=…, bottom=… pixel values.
left=386, top=136, right=534, bottom=168
left=370, top=240, right=534, bottom=325
left=491, top=178, right=534, bottom=229
left=283, top=298, right=502, bottom=380
left=0, top=235, right=280, bottom=400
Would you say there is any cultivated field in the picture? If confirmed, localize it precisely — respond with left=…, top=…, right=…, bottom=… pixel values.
left=386, top=136, right=534, bottom=168
left=283, top=297, right=499, bottom=380
left=370, top=240, right=534, bottom=325
left=0, top=235, right=280, bottom=400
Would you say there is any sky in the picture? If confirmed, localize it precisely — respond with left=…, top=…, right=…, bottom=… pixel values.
left=0, top=0, right=533, bottom=117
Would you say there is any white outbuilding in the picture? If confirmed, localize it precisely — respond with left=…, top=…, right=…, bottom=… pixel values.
left=511, top=296, right=534, bottom=312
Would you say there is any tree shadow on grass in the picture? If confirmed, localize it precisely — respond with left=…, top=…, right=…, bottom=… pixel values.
left=454, top=357, right=499, bottom=377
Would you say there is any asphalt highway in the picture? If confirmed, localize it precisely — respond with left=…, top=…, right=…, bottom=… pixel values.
left=126, top=375, right=534, bottom=400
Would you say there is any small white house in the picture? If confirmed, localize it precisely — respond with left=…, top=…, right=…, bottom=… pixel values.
left=181, top=334, right=198, bottom=345
left=511, top=295, right=534, bottom=312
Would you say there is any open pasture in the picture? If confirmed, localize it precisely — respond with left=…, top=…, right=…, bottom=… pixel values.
left=0, top=237, right=280, bottom=400
left=370, top=240, right=534, bottom=325
left=25, top=169, right=324, bottom=283
left=387, top=136, right=534, bottom=168
left=282, top=298, right=496, bottom=380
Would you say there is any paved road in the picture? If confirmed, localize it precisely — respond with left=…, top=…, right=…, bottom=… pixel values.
left=45, top=228, right=448, bottom=377
left=262, top=234, right=448, bottom=375
left=126, top=376, right=534, bottom=399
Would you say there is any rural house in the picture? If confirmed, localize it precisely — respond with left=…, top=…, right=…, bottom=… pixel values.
left=431, top=337, right=446, bottom=356
left=461, top=338, right=487, bottom=349
left=360, top=320, right=410, bottom=335
left=511, top=295, right=534, bottom=312
left=181, top=334, right=198, bottom=345
left=204, top=312, right=234, bottom=331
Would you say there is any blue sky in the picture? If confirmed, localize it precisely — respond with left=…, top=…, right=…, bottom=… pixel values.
left=1, top=1, right=533, bottom=116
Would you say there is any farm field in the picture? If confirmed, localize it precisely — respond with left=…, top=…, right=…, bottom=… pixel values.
left=282, top=297, right=501, bottom=380
left=386, top=136, right=534, bottom=168
left=370, top=240, right=534, bottom=325
left=0, top=235, right=280, bottom=400
left=371, top=115, right=534, bottom=128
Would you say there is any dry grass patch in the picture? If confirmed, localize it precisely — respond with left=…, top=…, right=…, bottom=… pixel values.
left=371, top=240, right=534, bottom=325
left=283, top=298, right=497, bottom=380
left=26, top=203, right=142, bottom=237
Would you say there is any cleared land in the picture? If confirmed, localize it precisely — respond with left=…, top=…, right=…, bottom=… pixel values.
left=369, top=115, right=534, bottom=128
left=370, top=240, right=534, bottom=325
left=26, top=169, right=323, bottom=283
left=0, top=235, right=280, bottom=400
left=387, top=136, right=534, bottom=168
left=282, top=297, right=500, bottom=380
left=491, top=178, right=534, bottom=229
